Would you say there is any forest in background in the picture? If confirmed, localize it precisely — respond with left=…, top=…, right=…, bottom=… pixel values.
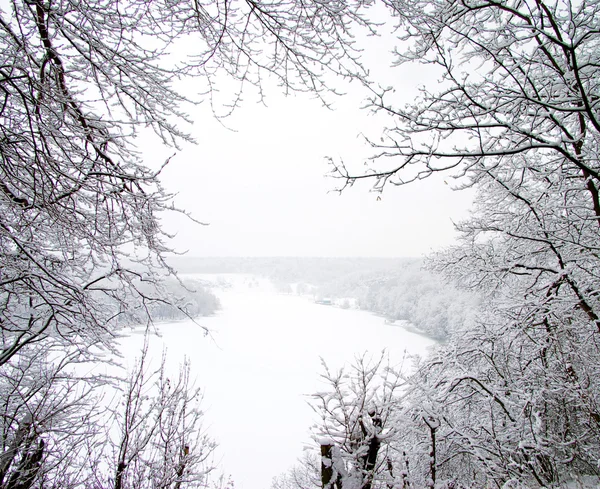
left=121, top=277, right=220, bottom=324
left=168, top=257, right=478, bottom=340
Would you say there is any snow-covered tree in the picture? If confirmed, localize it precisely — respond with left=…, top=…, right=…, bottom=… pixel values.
left=106, top=351, right=215, bottom=489
left=0, top=346, right=101, bottom=489
left=311, top=356, right=404, bottom=489
left=0, top=343, right=217, bottom=489
left=333, top=0, right=600, bottom=485
left=0, top=0, right=374, bottom=367
left=0, top=0, right=376, bottom=486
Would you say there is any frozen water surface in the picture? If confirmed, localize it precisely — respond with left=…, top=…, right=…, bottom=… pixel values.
left=118, top=274, right=436, bottom=489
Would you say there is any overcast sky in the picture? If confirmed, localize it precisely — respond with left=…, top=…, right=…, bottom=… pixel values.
left=139, top=31, right=474, bottom=258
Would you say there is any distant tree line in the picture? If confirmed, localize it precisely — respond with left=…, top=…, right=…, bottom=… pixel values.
left=167, top=257, right=404, bottom=285
left=312, top=262, right=479, bottom=340
left=118, top=278, right=220, bottom=325
left=169, top=257, right=477, bottom=340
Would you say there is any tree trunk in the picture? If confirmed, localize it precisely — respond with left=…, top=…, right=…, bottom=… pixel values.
left=321, top=443, right=342, bottom=489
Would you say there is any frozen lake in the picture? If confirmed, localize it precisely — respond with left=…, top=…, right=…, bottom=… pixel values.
left=118, top=275, right=436, bottom=489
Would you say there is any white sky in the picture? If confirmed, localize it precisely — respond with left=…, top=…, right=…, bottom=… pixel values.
left=139, top=26, right=474, bottom=258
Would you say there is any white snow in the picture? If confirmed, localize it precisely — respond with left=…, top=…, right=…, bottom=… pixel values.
left=117, top=274, right=436, bottom=489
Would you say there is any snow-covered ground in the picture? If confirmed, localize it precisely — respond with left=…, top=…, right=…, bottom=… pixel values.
left=118, top=274, right=437, bottom=489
